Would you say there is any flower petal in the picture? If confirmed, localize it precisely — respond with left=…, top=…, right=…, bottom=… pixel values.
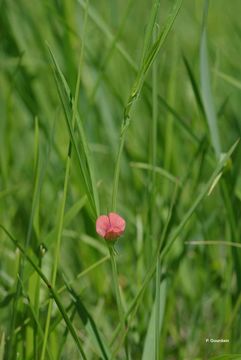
left=96, top=215, right=110, bottom=238
left=108, top=212, right=125, bottom=232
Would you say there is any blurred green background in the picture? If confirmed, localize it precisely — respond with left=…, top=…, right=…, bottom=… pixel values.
left=0, top=0, right=241, bottom=359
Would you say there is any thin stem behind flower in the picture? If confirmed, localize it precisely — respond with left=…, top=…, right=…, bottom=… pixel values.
left=108, top=246, right=125, bottom=331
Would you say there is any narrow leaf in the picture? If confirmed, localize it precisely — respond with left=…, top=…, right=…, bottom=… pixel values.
left=66, top=286, right=111, bottom=360
left=47, top=45, right=99, bottom=219
left=200, top=0, right=221, bottom=157
left=142, top=280, right=167, bottom=360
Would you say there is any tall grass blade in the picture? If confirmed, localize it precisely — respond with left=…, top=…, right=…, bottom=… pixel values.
left=80, top=0, right=200, bottom=146
left=8, top=117, right=42, bottom=358
left=141, top=0, right=160, bottom=63
left=0, top=225, right=87, bottom=360
left=65, top=285, right=111, bottom=360
left=0, top=333, right=5, bottom=360
left=142, top=280, right=167, bottom=360
left=112, top=139, right=239, bottom=345
left=161, top=139, right=239, bottom=258
left=200, top=0, right=221, bottom=157
left=183, top=55, right=205, bottom=116
left=47, top=45, right=99, bottom=219
left=112, top=0, right=182, bottom=210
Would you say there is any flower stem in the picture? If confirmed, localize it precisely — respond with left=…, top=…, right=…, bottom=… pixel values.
left=108, top=246, right=125, bottom=332
left=155, top=256, right=161, bottom=359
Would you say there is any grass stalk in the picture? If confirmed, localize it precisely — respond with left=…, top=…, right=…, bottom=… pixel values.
left=155, top=256, right=161, bottom=360
left=0, top=225, right=87, bottom=360
left=40, top=159, right=71, bottom=360
left=152, top=25, right=160, bottom=360
left=111, top=0, right=182, bottom=211
left=8, top=118, right=41, bottom=359
left=110, top=139, right=238, bottom=348
left=41, top=3, right=89, bottom=359
left=108, top=246, right=125, bottom=333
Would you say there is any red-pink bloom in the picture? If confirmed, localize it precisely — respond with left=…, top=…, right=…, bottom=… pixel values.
left=96, top=212, right=126, bottom=241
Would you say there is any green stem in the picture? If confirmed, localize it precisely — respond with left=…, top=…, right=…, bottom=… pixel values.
left=155, top=257, right=160, bottom=360
left=8, top=119, right=41, bottom=359
left=0, top=225, right=87, bottom=360
left=40, top=158, right=71, bottom=360
left=109, top=246, right=125, bottom=331
left=33, top=258, right=41, bottom=360
left=109, top=246, right=131, bottom=359
left=111, top=134, right=126, bottom=211
left=152, top=26, right=160, bottom=360
left=41, top=4, right=90, bottom=359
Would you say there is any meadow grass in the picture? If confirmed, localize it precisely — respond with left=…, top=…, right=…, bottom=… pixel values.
left=0, top=0, right=241, bottom=359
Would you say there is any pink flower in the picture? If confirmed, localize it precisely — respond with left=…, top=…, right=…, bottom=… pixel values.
left=96, top=212, right=126, bottom=241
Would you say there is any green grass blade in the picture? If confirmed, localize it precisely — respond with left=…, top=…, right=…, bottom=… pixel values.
left=89, top=0, right=135, bottom=102
left=65, top=285, right=111, bottom=360
left=78, top=0, right=137, bottom=70
left=142, top=279, right=167, bottom=360
left=183, top=55, right=205, bottom=116
left=151, top=27, right=159, bottom=360
left=186, top=240, right=241, bottom=249
left=161, top=139, right=239, bottom=258
left=141, top=0, right=160, bottom=63
left=81, top=0, right=200, bottom=146
left=215, top=70, right=241, bottom=91
left=40, top=158, right=71, bottom=360
left=56, top=255, right=109, bottom=296
left=209, top=355, right=241, bottom=360
left=44, top=196, right=87, bottom=247
left=111, top=0, right=182, bottom=211
left=130, top=162, right=179, bottom=184
left=111, top=139, right=239, bottom=347
left=8, top=117, right=42, bottom=358
left=47, top=45, right=99, bottom=219
left=127, top=0, right=182, bottom=113
left=0, top=333, right=5, bottom=360
left=17, top=276, right=53, bottom=360
left=200, top=0, right=221, bottom=157
left=110, top=185, right=178, bottom=352
left=41, top=8, right=90, bottom=358
left=0, top=225, right=87, bottom=360
left=14, top=256, right=109, bottom=341
left=139, top=0, right=182, bottom=87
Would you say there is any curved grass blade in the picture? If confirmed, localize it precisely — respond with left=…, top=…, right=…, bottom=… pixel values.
left=130, top=162, right=179, bottom=184
left=111, top=0, right=183, bottom=211
left=47, top=45, right=99, bottom=220
left=111, top=139, right=239, bottom=347
left=14, top=256, right=109, bottom=339
left=41, top=8, right=91, bottom=357
left=81, top=0, right=200, bottom=146
left=0, top=225, right=87, bottom=360
left=161, top=139, right=239, bottom=258
left=65, top=285, right=111, bottom=360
